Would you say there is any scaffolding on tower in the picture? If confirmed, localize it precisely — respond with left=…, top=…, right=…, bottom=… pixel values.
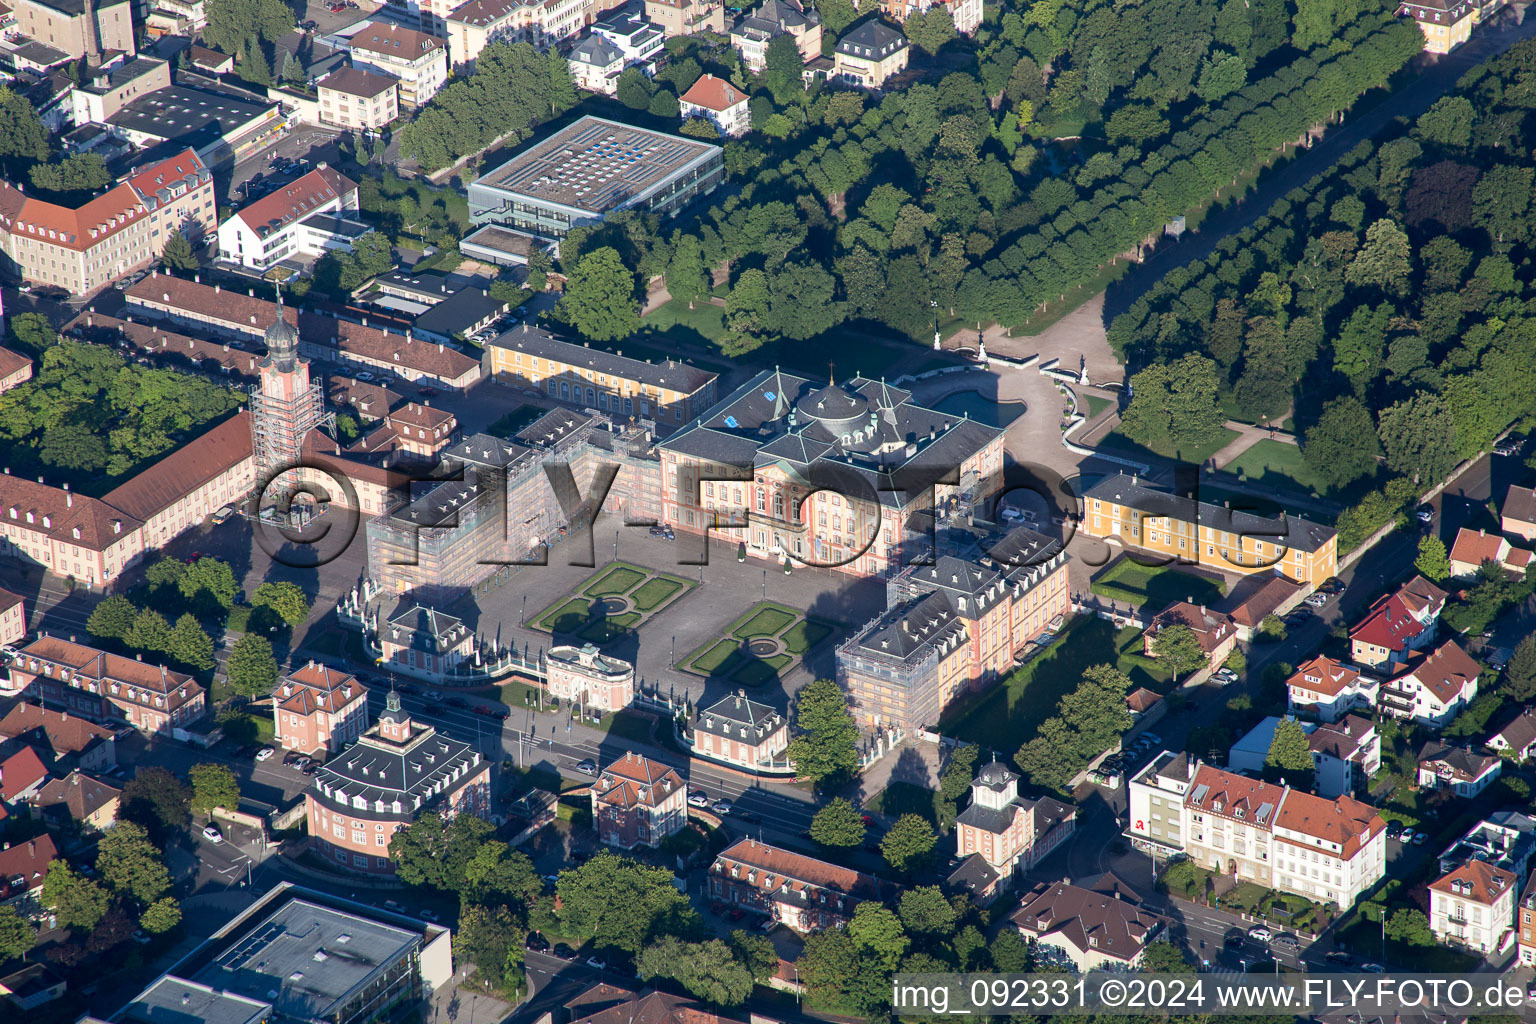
left=248, top=378, right=334, bottom=486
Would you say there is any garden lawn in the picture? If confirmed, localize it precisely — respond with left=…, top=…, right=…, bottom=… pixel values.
left=534, top=597, right=593, bottom=633
left=688, top=639, right=742, bottom=675
left=1099, top=425, right=1240, bottom=466
left=630, top=576, right=684, bottom=611
left=1225, top=439, right=1326, bottom=495
left=1083, top=394, right=1112, bottom=420
left=583, top=564, right=647, bottom=596
left=1090, top=559, right=1226, bottom=612
left=940, top=616, right=1171, bottom=753
left=732, top=605, right=797, bottom=639
left=781, top=618, right=834, bottom=655
left=594, top=709, right=656, bottom=744
left=646, top=296, right=726, bottom=341
left=731, top=654, right=792, bottom=686
left=577, top=611, right=641, bottom=643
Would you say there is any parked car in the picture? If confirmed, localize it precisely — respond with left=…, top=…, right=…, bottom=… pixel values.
left=422, top=689, right=443, bottom=700
left=1304, top=592, right=1330, bottom=608
left=713, top=799, right=732, bottom=815
left=586, top=956, right=607, bottom=970
left=212, top=505, right=236, bottom=524
left=1272, top=934, right=1300, bottom=951
left=1325, top=951, right=1352, bottom=965
left=255, top=747, right=275, bottom=761
left=1320, top=576, right=1346, bottom=594
left=1214, top=668, right=1238, bottom=684
left=1224, top=934, right=1246, bottom=949
left=1248, top=926, right=1272, bottom=942
left=202, top=825, right=224, bottom=843
left=446, top=696, right=469, bottom=708
left=1495, top=439, right=1521, bottom=457
left=1361, top=963, right=1385, bottom=973
left=301, top=763, right=320, bottom=775
left=1384, top=821, right=1402, bottom=840
left=472, top=705, right=493, bottom=716
left=526, top=932, right=549, bottom=952
left=284, top=751, right=302, bottom=766
left=384, top=899, right=405, bottom=911
left=576, top=759, right=598, bottom=776
left=553, top=944, right=577, bottom=960
left=688, top=790, right=710, bottom=808
left=1416, top=504, right=1435, bottom=523
left=419, top=909, right=440, bottom=922
left=1411, top=831, right=1428, bottom=845
left=1282, top=609, right=1312, bottom=628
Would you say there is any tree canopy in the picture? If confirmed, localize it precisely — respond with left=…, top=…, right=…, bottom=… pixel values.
left=786, top=678, right=860, bottom=789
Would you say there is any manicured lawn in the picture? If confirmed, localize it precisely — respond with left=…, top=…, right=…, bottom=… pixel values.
left=594, top=709, right=656, bottom=744
left=731, top=654, right=792, bottom=686
left=583, top=565, right=646, bottom=597
left=576, top=611, right=641, bottom=643
left=630, top=577, right=684, bottom=611
left=781, top=618, right=834, bottom=655
left=940, top=616, right=1172, bottom=753
left=498, top=679, right=548, bottom=710
left=1098, top=425, right=1240, bottom=466
left=731, top=605, right=797, bottom=640
left=688, top=639, right=742, bottom=675
left=1083, top=394, right=1112, bottom=420
left=1090, top=558, right=1226, bottom=612
left=1225, top=439, right=1325, bottom=494
left=645, top=296, right=726, bottom=341
left=534, top=597, right=593, bottom=633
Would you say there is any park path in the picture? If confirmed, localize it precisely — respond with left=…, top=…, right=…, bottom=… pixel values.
left=1208, top=419, right=1299, bottom=472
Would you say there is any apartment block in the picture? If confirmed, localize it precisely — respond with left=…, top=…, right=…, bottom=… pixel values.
left=1378, top=640, right=1480, bottom=728
left=644, top=0, right=723, bottom=36
left=317, top=67, right=400, bottom=130
left=8, top=635, right=205, bottom=736
left=444, top=0, right=593, bottom=67
left=345, top=23, right=449, bottom=107
left=216, top=165, right=362, bottom=272
left=1430, top=860, right=1517, bottom=954
left=1286, top=655, right=1379, bottom=723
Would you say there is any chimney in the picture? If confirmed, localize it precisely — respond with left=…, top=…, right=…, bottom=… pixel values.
left=216, top=285, right=221, bottom=293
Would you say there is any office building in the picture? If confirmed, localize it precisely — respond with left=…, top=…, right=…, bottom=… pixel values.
left=469, top=116, right=723, bottom=241
left=216, top=165, right=364, bottom=272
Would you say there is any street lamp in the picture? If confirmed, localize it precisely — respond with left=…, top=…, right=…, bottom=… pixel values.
left=762, top=570, right=766, bottom=599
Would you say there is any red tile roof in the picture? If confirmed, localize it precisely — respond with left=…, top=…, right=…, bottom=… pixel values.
left=1, top=181, right=144, bottom=252
left=1224, top=575, right=1303, bottom=628
left=1350, top=576, right=1446, bottom=652
left=1430, top=859, right=1517, bottom=906
left=0, top=344, right=32, bottom=381
left=348, top=23, right=446, bottom=61
left=713, top=837, right=883, bottom=901
left=594, top=752, right=683, bottom=810
left=1184, top=765, right=1285, bottom=825
left=0, top=704, right=115, bottom=757
left=277, top=662, right=364, bottom=716
left=233, top=166, right=357, bottom=239
left=1450, top=527, right=1507, bottom=568
left=1148, top=600, right=1234, bottom=654
left=1395, top=640, right=1480, bottom=706
left=16, top=636, right=200, bottom=709
left=0, top=834, right=56, bottom=895
left=0, top=475, right=141, bottom=553
left=101, top=412, right=252, bottom=524
left=68, top=312, right=265, bottom=377
left=1275, top=789, right=1381, bottom=858
left=124, top=149, right=210, bottom=207
left=1287, top=655, right=1363, bottom=698
left=680, top=74, right=748, bottom=111
left=0, top=745, right=47, bottom=800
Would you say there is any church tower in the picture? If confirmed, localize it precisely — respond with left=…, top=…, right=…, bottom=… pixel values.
left=249, top=288, right=331, bottom=480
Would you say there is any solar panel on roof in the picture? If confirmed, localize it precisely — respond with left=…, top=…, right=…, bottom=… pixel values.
left=724, top=415, right=740, bottom=428
left=764, top=391, right=776, bottom=401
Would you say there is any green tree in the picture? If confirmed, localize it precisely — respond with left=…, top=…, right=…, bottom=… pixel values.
left=1415, top=96, right=1476, bottom=149
left=680, top=117, right=720, bottom=140
left=41, top=860, right=110, bottom=931
left=169, top=613, right=216, bottom=671
left=616, top=66, right=653, bottom=109
left=189, top=762, right=240, bottom=815
left=526, top=248, right=552, bottom=291
left=5, top=312, right=59, bottom=356
left=816, top=0, right=858, bottom=33
left=648, top=89, right=680, bottom=118
left=897, top=886, right=958, bottom=935
left=1377, top=394, right=1457, bottom=485
left=29, top=153, right=112, bottom=195
left=556, top=247, right=640, bottom=341
left=769, top=260, right=841, bottom=339
left=1196, top=52, right=1246, bottom=101
left=1263, top=719, right=1315, bottom=790
left=1151, top=622, right=1207, bottom=683
left=906, top=7, right=956, bottom=54
left=1385, top=908, right=1435, bottom=947
left=1302, top=396, right=1382, bottom=491
left=0, top=87, right=49, bottom=169
left=1415, top=535, right=1451, bottom=583
left=1118, top=354, right=1225, bottom=459
left=639, top=937, right=754, bottom=1007
left=87, top=594, right=139, bottom=642
left=1501, top=635, right=1536, bottom=702
left=786, top=678, right=860, bottom=790
left=251, top=581, right=310, bottom=627
left=127, top=608, right=173, bottom=654
left=226, top=634, right=278, bottom=697
left=458, top=903, right=525, bottom=994
left=119, top=766, right=191, bottom=835
left=1140, top=940, right=1195, bottom=972
left=666, top=234, right=710, bottom=307
left=40, top=422, right=108, bottom=472
left=139, top=897, right=182, bottom=935
left=555, top=851, right=692, bottom=956
left=1346, top=219, right=1412, bottom=294
left=990, top=928, right=1031, bottom=973
left=879, top=814, right=938, bottom=873
left=179, top=557, right=238, bottom=611
left=460, top=841, right=542, bottom=907
left=389, top=811, right=495, bottom=891
left=97, top=820, right=171, bottom=908
left=161, top=230, right=200, bottom=272
left=730, top=929, right=780, bottom=982
left=809, top=798, right=866, bottom=847
left=0, top=904, right=35, bottom=960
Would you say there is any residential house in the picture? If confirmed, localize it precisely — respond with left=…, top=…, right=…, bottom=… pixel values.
left=678, top=74, right=749, bottom=136
left=1521, top=870, right=1536, bottom=966
left=564, top=985, right=750, bottom=1024
left=1222, top=573, right=1305, bottom=642
left=1430, top=859, right=1517, bottom=954
left=590, top=751, right=686, bottom=850
left=1141, top=599, right=1236, bottom=674
left=317, top=67, right=400, bottom=131
left=0, top=147, right=214, bottom=294
left=1488, top=707, right=1536, bottom=763
left=644, top=0, right=723, bottom=37
left=731, top=0, right=821, bottom=71
left=566, top=33, right=627, bottom=94
left=1417, top=742, right=1502, bottom=797
left=8, top=636, right=205, bottom=737
left=689, top=691, right=789, bottom=770
left=1379, top=640, right=1480, bottom=728
left=1438, top=813, right=1536, bottom=877
left=0, top=587, right=24, bottom=648
left=1504, top=485, right=1536, bottom=543
left=880, top=0, right=981, bottom=34
left=1270, top=788, right=1386, bottom=910
left=832, top=18, right=908, bottom=89
left=35, top=770, right=120, bottom=831
left=0, top=346, right=33, bottom=396
left=0, top=746, right=48, bottom=808
left=1082, top=474, right=1339, bottom=586
left=1349, top=575, right=1446, bottom=669
left=1011, top=874, right=1169, bottom=971
left=953, top=761, right=1075, bottom=880
left=0, top=834, right=55, bottom=904
left=216, top=165, right=364, bottom=272
left=1286, top=655, right=1380, bottom=724
left=1449, top=526, right=1534, bottom=578
left=1125, top=750, right=1198, bottom=859
left=305, top=690, right=489, bottom=872
left=708, top=837, right=889, bottom=932
left=546, top=645, right=635, bottom=713
left=592, top=3, right=666, bottom=65
left=344, top=23, right=448, bottom=107
left=1227, top=715, right=1379, bottom=799
left=377, top=603, right=476, bottom=682
left=1181, top=767, right=1286, bottom=888
left=0, top=703, right=117, bottom=774
left=273, top=662, right=370, bottom=757
left=444, top=0, right=593, bottom=68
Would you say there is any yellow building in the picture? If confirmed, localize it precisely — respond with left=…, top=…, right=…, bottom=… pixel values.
left=1399, top=0, right=1505, bottom=53
left=1080, top=474, right=1337, bottom=586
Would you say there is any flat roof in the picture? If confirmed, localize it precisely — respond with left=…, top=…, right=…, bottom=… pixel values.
left=189, top=898, right=420, bottom=1020
left=123, top=978, right=271, bottom=1024
left=107, top=85, right=274, bottom=140
left=460, top=223, right=551, bottom=259
left=474, top=115, right=719, bottom=215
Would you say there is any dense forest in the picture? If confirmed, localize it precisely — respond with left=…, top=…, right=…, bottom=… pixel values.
left=1110, top=36, right=1536, bottom=550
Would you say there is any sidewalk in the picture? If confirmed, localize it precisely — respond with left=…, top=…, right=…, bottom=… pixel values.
left=1207, top=419, right=1298, bottom=472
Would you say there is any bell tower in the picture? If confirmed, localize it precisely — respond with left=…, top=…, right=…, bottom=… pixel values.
left=248, top=287, right=332, bottom=480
